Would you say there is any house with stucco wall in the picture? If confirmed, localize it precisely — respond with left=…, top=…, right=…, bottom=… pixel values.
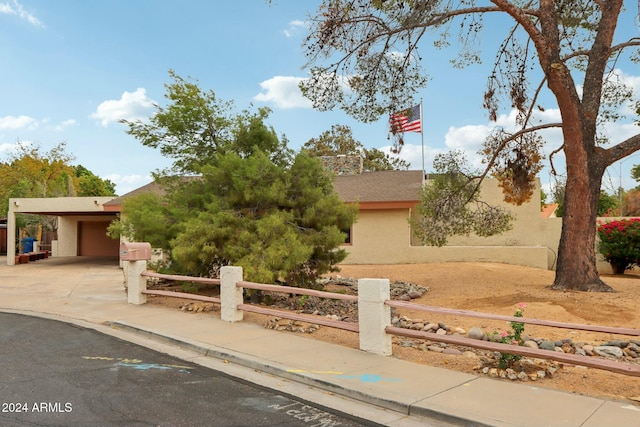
left=4, top=157, right=593, bottom=272
left=333, top=169, right=556, bottom=270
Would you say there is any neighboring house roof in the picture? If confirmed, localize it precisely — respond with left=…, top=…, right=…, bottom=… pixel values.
left=105, top=170, right=425, bottom=212
left=541, top=203, right=558, bottom=218
left=103, top=181, right=166, bottom=211
left=333, top=170, right=423, bottom=209
left=103, top=177, right=200, bottom=211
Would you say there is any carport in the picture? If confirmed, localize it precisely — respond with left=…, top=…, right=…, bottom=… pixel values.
left=6, top=197, right=119, bottom=266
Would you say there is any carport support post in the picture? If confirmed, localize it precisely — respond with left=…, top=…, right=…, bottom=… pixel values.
left=126, top=260, right=147, bottom=305
left=220, top=266, right=244, bottom=322
left=358, top=278, right=392, bottom=356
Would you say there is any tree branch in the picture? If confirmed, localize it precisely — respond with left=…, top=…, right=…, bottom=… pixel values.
left=605, top=133, right=640, bottom=166
left=471, top=122, right=563, bottom=197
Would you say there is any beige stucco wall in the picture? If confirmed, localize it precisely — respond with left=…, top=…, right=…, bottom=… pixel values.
left=434, top=178, right=545, bottom=247
left=343, top=207, right=549, bottom=269
left=342, top=178, right=553, bottom=270
left=56, top=216, right=78, bottom=257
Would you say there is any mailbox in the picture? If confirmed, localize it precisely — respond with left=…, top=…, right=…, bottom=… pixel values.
left=119, top=242, right=152, bottom=261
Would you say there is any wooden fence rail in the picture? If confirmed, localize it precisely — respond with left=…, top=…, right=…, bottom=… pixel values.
left=125, top=265, right=640, bottom=377
left=388, top=326, right=640, bottom=377
left=141, top=270, right=220, bottom=286
left=386, top=300, right=640, bottom=336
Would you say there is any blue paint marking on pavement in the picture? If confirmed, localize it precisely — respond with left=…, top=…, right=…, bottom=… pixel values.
left=286, top=368, right=403, bottom=383
left=337, top=374, right=402, bottom=383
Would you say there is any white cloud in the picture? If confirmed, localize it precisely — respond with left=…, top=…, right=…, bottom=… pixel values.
left=0, top=142, right=18, bottom=154
left=0, top=0, right=44, bottom=27
left=254, top=76, right=312, bottom=109
left=282, top=20, right=306, bottom=38
left=91, top=88, right=155, bottom=127
left=444, top=124, right=489, bottom=153
left=42, top=118, right=78, bottom=132
left=52, top=119, right=77, bottom=131
left=441, top=107, right=566, bottom=169
left=0, top=114, right=37, bottom=130
left=103, top=173, right=153, bottom=196
left=379, top=143, right=445, bottom=171
left=0, top=139, right=33, bottom=156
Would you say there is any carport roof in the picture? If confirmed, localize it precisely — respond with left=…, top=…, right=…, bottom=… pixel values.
left=9, top=197, right=119, bottom=217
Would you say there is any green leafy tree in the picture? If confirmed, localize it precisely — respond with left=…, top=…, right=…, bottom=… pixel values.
left=120, top=72, right=357, bottom=286
left=74, top=165, right=116, bottom=196
left=122, top=70, right=292, bottom=175
left=302, top=1, right=640, bottom=292
left=303, top=124, right=409, bottom=171
left=0, top=143, right=115, bottom=218
left=1, top=142, right=75, bottom=199
left=597, top=191, right=619, bottom=216
left=107, top=192, right=174, bottom=249
left=171, top=151, right=356, bottom=285
left=632, top=163, right=640, bottom=183
left=540, top=188, right=548, bottom=209
left=552, top=180, right=620, bottom=217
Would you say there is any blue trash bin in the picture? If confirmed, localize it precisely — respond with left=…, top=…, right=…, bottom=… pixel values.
left=21, top=237, right=36, bottom=253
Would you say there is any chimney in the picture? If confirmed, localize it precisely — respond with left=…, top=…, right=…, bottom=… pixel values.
left=320, top=155, right=363, bottom=175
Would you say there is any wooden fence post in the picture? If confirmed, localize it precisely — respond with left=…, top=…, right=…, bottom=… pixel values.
left=357, top=278, right=392, bottom=356
left=221, top=266, right=244, bottom=322
left=126, top=260, right=148, bottom=305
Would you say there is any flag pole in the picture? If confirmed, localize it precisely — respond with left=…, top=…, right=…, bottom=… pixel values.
left=420, top=98, right=425, bottom=183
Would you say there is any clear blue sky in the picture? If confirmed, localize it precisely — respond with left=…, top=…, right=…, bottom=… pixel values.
left=1, top=0, right=639, bottom=196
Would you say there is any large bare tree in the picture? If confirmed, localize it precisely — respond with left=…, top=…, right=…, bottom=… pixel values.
left=301, top=0, right=640, bottom=292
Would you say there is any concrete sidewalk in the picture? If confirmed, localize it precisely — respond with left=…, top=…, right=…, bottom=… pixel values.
left=1, top=256, right=638, bottom=427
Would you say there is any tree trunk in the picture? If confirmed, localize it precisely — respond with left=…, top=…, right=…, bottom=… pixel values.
left=540, top=2, right=619, bottom=292
left=551, top=149, right=614, bottom=292
left=610, top=261, right=626, bottom=275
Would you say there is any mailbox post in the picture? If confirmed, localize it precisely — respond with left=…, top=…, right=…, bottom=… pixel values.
left=120, top=242, right=152, bottom=305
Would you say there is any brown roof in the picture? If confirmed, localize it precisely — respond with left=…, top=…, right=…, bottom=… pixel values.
left=103, top=176, right=201, bottom=208
left=103, top=181, right=166, bottom=207
left=333, top=170, right=423, bottom=203
left=104, top=170, right=424, bottom=209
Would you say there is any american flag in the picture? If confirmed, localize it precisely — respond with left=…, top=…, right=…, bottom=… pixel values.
left=390, top=104, right=421, bottom=133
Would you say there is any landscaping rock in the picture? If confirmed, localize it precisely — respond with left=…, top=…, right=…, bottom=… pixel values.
left=604, top=340, right=628, bottom=348
left=539, top=340, right=556, bottom=351
left=594, top=345, right=624, bottom=359
left=467, top=327, right=485, bottom=340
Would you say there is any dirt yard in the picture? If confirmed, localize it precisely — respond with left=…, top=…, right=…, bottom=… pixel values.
left=148, top=262, right=640, bottom=404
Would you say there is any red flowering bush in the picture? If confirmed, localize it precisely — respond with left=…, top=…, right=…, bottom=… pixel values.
left=596, top=218, right=640, bottom=274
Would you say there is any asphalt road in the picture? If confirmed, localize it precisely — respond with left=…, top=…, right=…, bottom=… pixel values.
left=0, top=312, right=381, bottom=427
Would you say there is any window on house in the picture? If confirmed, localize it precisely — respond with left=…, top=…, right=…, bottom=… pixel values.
left=341, top=227, right=352, bottom=245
